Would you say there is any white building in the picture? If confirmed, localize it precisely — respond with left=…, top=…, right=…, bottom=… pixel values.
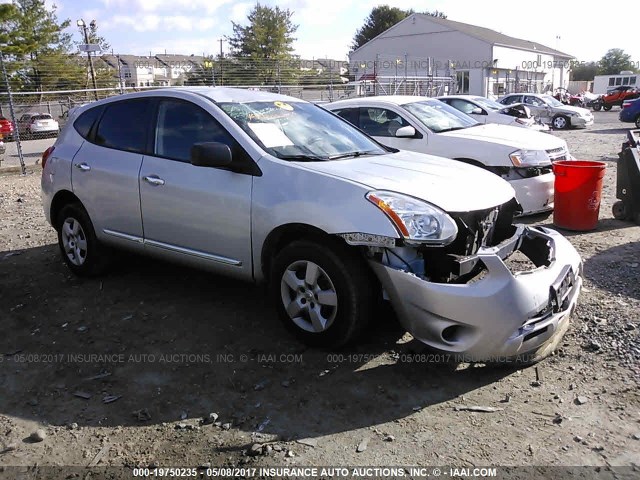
left=349, top=14, right=573, bottom=97
left=592, top=73, right=639, bottom=94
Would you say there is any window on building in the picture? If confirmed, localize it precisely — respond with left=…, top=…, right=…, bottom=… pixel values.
left=616, top=77, right=622, bottom=85
left=456, top=71, right=470, bottom=94
left=608, top=78, right=615, bottom=86
left=631, top=77, right=637, bottom=85
left=493, top=83, right=505, bottom=95
left=623, top=77, right=630, bottom=85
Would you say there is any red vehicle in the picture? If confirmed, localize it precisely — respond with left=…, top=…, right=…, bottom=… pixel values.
left=0, top=116, right=14, bottom=141
left=592, top=86, right=640, bottom=111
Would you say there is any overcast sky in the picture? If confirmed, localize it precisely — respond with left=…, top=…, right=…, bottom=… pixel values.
left=31, top=0, right=639, bottom=65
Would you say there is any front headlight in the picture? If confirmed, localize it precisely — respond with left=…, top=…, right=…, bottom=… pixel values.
left=366, top=191, right=458, bottom=245
left=509, top=149, right=550, bottom=167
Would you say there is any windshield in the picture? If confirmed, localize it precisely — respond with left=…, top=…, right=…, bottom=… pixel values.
left=402, top=100, right=479, bottom=133
left=218, top=101, right=386, bottom=161
left=471, top=97, right=504, bottom=111
left=541, top=95, right=564, bottom=107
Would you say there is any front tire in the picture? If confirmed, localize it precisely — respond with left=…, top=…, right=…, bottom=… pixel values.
left=56, top=203, right=109, bottom=276
left=552, top=115, right=569, bottom=130
left=592, top=102, right=602, bottom=111
left=603, top=104, right=612, bottom=111
left=270, top=239, right=375, bottom=348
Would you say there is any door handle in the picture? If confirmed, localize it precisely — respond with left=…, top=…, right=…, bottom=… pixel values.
left=143, top=175, right=165, bottom=186
left=74, top=163, right=91, bottom=171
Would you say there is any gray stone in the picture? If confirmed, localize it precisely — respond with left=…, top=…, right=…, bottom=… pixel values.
left=29, top=429, right=46, bottom=443
left=575, top=396, right=588, bottom=405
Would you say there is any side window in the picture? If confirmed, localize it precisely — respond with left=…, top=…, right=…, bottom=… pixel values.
left=449, top=99, right=476, bottom=114
left=334, top=108, right=358, bottom=126
left=358, top=107, right=410, bottom=137
left=502, top=95, right=521, bottom=105
left=73, top=106, right=104, bottom=140
left=524, top=96, right=543, bottom=107
left=154, top=99, right=236, bottom=163
left=95, top=99, right=154, bottom=153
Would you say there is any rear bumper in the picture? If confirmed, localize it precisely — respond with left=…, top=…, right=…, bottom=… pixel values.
left=510, top=172, right=554, bottom=216
left=369, top=226, right=582, bottom=362
left=29, top=125, right=59, bottom=134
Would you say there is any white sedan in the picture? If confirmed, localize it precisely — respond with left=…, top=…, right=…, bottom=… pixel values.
left=326, top=96, right=571, bottom=216
left=437, top=95, right=548, bottom=131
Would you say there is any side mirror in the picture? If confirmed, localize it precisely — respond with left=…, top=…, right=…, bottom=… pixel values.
left=395, top=125, right=416, bottom=138
left=471, top=107, right=486, bottom=115
left=191, top=142, right=233, bottom=168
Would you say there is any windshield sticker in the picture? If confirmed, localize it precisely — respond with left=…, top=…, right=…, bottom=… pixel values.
left=274, top=101, right=293, bottom=111
left=248, top=123, right=294, bottom=148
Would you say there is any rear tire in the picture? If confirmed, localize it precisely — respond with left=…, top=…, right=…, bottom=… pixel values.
left=56, top=203, right=109, bottom=276
left=603, top=104, right=612, bottom=111
left=592, top=102, right=602, bottom=111
left=270, top=239, right=376, bottom=348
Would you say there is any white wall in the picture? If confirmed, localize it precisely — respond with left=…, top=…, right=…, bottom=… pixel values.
left=350, top=15, right=492, bottom=79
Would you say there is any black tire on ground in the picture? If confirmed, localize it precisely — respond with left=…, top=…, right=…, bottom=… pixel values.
left=635, top=115, right=640, bottom=129
left=592, top=102, right=602, bottom=111
left=612, top=201, right=628, bottom=220
left=56, top=203, right=109, bottom=277
left=552, top=115, right=570, bottom=130
left=603, top=104, right=612, bottom=111
left=270, top=239, right=376, bottom=348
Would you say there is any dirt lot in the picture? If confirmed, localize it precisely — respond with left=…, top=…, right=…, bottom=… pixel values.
left=0, top=111, right=639, bottom=475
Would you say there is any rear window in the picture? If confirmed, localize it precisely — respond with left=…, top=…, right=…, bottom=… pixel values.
left=33, top=114, right=53, bottom=121
left=73, top=106, right=104, bottom=140
left=95, top=99, right=154, bottom=153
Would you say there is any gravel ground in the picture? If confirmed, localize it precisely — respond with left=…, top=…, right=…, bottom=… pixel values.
left=0, top=110, right=638, bottom=474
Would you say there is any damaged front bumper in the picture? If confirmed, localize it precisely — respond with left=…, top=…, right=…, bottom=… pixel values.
left=369, top=226, right=582, bottom=362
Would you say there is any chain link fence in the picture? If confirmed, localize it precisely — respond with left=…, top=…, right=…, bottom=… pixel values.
left=0, top=55, right=457, bottom=171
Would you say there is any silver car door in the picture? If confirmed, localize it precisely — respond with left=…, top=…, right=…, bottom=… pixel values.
left=71, top=98, right=153, bottom=247
left=139, top=97, right=253, bottom=278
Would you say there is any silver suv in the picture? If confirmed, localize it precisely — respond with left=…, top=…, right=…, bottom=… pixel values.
left=41, top=87, right=582, bottom=363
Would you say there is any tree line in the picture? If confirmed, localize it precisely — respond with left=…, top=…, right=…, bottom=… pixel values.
left=0, top=0, right=635, bottom=93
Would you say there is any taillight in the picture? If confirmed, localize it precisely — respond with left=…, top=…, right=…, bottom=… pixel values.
left=41, top=146, right=55, bottom=170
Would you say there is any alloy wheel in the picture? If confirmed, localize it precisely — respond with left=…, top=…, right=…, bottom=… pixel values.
left=280, top=260, right=338, bottom=333
left=61, top=217, right=88, bottom=266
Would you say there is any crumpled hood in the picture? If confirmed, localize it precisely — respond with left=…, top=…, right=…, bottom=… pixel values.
left=440, top=123, right=566, bottom=151
left=297, top=150, right=516, bottom=212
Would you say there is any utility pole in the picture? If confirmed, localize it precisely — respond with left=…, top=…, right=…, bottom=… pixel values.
left=0, top=49, right=25, bottom=174
left=218, top=38, right=227, bottom=86
left=77, top=19, right=99, bottom=100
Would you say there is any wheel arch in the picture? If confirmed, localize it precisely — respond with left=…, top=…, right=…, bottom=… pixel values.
left=50, top=190, right=83, bottom=230
left=260, top=223, right=371, bottom=282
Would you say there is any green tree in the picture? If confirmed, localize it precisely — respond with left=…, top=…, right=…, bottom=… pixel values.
left=597, top=48, right=637, bottom=75
left=227, top=3, right=298, bottom=85
left=351, top=6, right=446, bottom=51
left=0, top=0, right=83, bottom=92
left=571, top=61, right=599, bottom=81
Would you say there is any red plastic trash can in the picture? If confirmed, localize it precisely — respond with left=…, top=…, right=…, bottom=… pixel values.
left=552, top=160, right=607, bottom=231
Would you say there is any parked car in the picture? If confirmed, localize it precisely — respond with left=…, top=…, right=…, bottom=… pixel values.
left=0, top=116, right=15, bottom=141
left=498, top=93, right=594, bottom=130
left=620, top=98, right=640, bottom=128
left=42, top=87, right=583, bottom=363
left=325, top=95, right=570, bottom=215
left=437, top=95, right=548, bottom=131
left=593, top=86, right=640, bottom=111
left=17, top=113, right=60, bottom=137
